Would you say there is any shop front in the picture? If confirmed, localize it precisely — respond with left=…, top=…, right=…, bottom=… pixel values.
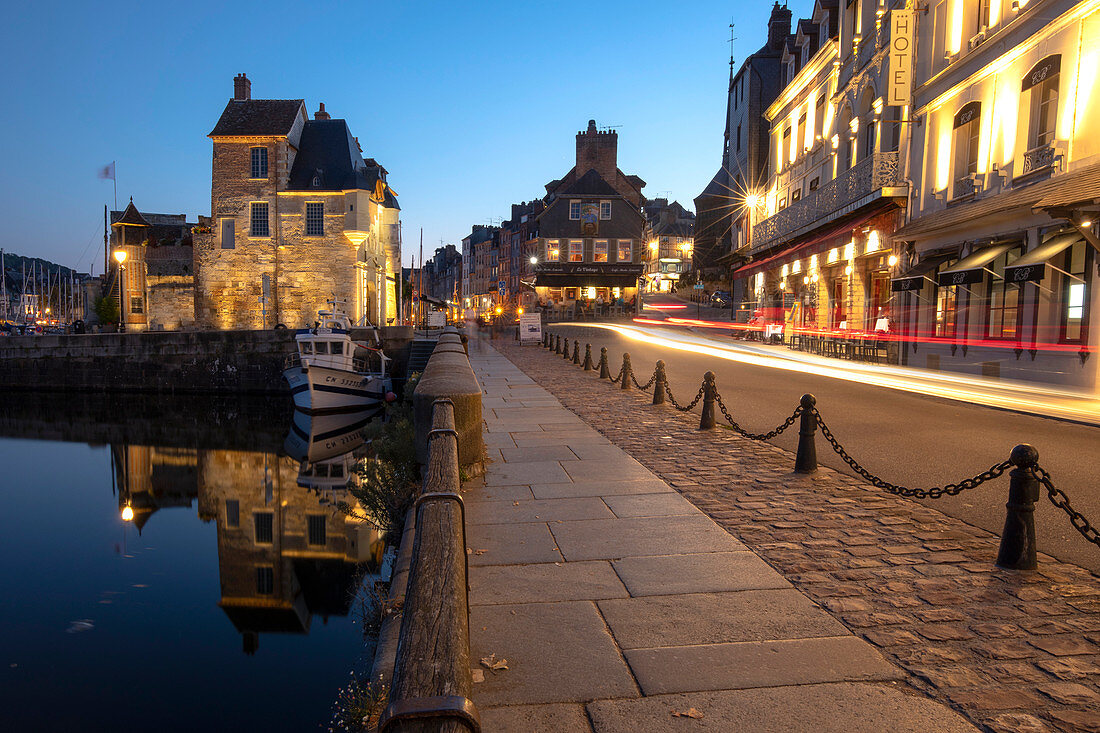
left=533, top=262, right=644, bottom=317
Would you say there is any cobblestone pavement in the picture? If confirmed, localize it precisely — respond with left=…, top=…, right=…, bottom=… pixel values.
left=494, top=335, right=1100, bottom=733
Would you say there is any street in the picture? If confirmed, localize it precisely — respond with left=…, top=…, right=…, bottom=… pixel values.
left=551, top=299, right=1100, bottom=573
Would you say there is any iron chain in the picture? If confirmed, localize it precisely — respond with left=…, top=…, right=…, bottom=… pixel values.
left=813, top=407, right=1010, bottom=498
left=610, top=364, right=624, bottom=384
left=631, top=369, right=657, bottom=391
left=663, top=379, right=705, bottom=412
left=1034, top=464, right=1100, bottom=548
left=714, top=391, right=801, bottom=440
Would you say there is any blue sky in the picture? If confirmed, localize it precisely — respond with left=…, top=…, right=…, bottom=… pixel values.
left=0, top=0, right=780, bottom=271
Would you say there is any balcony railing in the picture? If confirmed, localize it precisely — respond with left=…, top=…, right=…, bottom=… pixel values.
left=751, top=151, right=902, bottom=254
left=953, top=176, right=979, bottom=201
left=1018, top=142, right=1056, bottom=179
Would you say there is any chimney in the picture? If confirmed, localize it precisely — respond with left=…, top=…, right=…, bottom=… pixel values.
left=315, top=102, right=330, bottom=120
left=575, top=119, right=618, bottom=183
left=767, top=2, right=792, bottom=51
left=233, top=73, right=251, bottom=101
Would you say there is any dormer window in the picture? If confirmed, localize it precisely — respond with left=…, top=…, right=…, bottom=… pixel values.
left=802, top=42, right=810, bottom=66
left=250, top=147, right=268, bottom=179
left=820, top=12, right=829, bottom=46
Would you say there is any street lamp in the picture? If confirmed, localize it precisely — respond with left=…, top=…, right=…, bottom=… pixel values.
left=113, top=249, right=128, bottom=332
left=121, top=505, right=134, bottom=522
left=529, top=256, right=538, bottom=265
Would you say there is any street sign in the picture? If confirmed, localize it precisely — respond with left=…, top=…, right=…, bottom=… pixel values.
left=498, top=279, right=506, bottom=296
left=694, top=282, right=705, bottom=290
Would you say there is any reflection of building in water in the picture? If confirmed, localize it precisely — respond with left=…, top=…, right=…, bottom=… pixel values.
left=112, top=443, right=381, bottom=654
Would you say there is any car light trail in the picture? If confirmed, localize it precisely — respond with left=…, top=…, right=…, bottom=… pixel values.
left=567, top=322, right=1100, bottom=426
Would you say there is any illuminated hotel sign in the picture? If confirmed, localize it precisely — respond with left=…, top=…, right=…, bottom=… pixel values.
left=888, top=10, right=915, bottom=106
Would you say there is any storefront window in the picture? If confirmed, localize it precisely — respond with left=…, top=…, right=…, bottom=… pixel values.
left=867, top=271, right=890, bottom=330
left=935, top=285, right=958, bottom=338
left=617, top=240, right=632, bottom=262
left=1061, top=241, right=1090, bottom=343
left=569, top=240, right=583, bottom=262
left=986, top=247, right=1022, bottom=340
left=830, top=276, right=847, bottom=328
left=594, top=240, right=608, bottom=262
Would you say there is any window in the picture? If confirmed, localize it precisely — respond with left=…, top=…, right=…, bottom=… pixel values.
left=330, top=341, right=343, bottom=355
left=802, top=42, right=810, bottom=66
left=314, top=341, right=328, bottom=355
left=308, top=515, right=327, bottom=546
left=932, top=1, right=948, bottom=73
left=569, top=201, right=581, bottom=220
left=226, top=500, right=240, bottom=528
left=830, top=277, right=847, bottom=328
left=976, top=0, right=991, bottom=33
left=256, top=566, right=274, bottom=595
left=820, top=12, right=829, bottom=46
left=935, top=285, right=958, bottom=337
left=220, top=219, right=235, bottom=249
left=809, top=176, right=820, bottom=191
left=130, top=296, right=143, bottom=314
left=952, top=102, right=981, bottom=195
left=736, top=124, right=742, bottom=152
left=546, top=240, right=560, bottom=261
left=569, top=240, right=583, bottom=262
left=594, top=240, right=608, bottom=262
left=306, top=202, right=324, bottom=236
left=599, top=201, right=612, bottom=220
left=867, top=271, right=891, bottom=328
left=1030, top=75, right=1059, bottom=150
left=791, top=187, right=802, bottom=203
left=815, top=95, right=826, bottom=141
left=254, top=512, right=274, bottom=544
left=301, top=341, right=313, bottom=354
left=617, top=240, right=632, bottom=262
left=251, top=147, right=268, bottom=179
left=798, top=113, right=807, bottom=153
left=250, top=202, right=269, bottom=237
left=782, top=126, right=791, bottom=166
left=1061, top=241, right=1089, bottom=343
left=986, top=247, right=1023, bottom=339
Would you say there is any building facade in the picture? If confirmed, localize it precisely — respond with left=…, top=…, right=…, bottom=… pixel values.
left=498, top=200, right=544, bottom=309
left=642, top=199, right=696, bottom=292
left=193, top=74, right=401, bottom=330
left=533, top=120, right=646, bottom=305
left=891, top=0, right=1100, bottom=388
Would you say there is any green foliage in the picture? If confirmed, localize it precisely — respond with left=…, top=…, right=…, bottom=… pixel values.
left=348, top=376, right=421, bottom=540
left=328, top=670, right=388, bottom=732
left=93, top=296, right=119, bottom=325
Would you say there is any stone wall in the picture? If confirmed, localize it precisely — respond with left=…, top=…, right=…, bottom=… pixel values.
left=147, top=274, right=196, bottom=330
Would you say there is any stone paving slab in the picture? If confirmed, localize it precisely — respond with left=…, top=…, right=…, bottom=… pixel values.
left=480, top=703, right=593, bottom=732
left=466, top=496, right=614, bottom=525
left=498, top=445, right=579, bottom=463
left=484, top=459, right=572, bottom=485
left=586, top=683, right=978, bottom=733
left=625, top=636, right=903, bottom=694
left=598, top=589, right=849, bottom=648
left=529, top=478, right=672, bottom=499
left=465, top=521, right=562, bottom=565
left=470, top=560, right=629, bottom=605
left=549, top=515, right=746, bottom=561
left=602, top=492, right=704, bottom=518
left=495, top=334, right=1100, bottom=732
left=611, top=552, right=792, bottom=596
left=469, top=600, right=639, bottom=706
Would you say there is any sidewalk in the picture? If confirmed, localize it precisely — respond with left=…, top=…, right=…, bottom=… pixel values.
left=463, top=336, right=977, bottom=732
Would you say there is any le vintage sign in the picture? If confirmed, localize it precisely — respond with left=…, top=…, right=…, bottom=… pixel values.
left=534, top=263, right=644, bottom=276
left=888, top=9, right=915, bottom=106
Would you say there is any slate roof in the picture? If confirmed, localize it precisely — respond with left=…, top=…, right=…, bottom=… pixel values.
left=209, top=99, right=305, bottom=137
left=698, top=168, right=731, bottom=200
left=555, top=168, right=621, bottom=197
left=112, top=199, right=151, bottom=227
left=895, top=160, right=1100, bottom=239
left=285, top=119, right=400, bottom=208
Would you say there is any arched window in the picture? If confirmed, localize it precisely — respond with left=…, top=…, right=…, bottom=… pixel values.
left=838, top=105, right=853, bottom=171
left=1023, top=55, right=1060, bottom=152
left=858, top=89, right=876, bottom=161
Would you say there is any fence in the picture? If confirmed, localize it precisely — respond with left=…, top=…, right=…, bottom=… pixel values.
left=542, top=329, right=1100, bottom=570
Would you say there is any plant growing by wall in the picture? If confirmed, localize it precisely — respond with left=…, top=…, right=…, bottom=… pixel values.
left=93, top=296, right=119, bottom=325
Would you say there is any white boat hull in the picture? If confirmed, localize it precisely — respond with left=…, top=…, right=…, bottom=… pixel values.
left=282, top=409, right=374, bottom=463
left=283, top=364, right=385, bottom=415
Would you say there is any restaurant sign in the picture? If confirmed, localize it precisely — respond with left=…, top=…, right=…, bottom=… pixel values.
left=535, top=263, right=644, bottom=276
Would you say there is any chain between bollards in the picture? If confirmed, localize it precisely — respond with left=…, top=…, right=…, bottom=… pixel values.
left=620, top=353, right=633, bottom=390
left=572, top=341, right=581, bottom=365
left=598, top=347, right=610, bottom=379
left=996, top=444, right=1040, bottom=570
left=652, top=360, right=667, bottom=405
left=794, top=394, right=817, bottom=474
left=583, top=343, right=594, bottom=371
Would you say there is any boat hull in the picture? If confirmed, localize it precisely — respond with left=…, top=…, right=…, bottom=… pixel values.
left=283, top=364, right=385, bottom=415
left=282, top=408, right=375, bottom=463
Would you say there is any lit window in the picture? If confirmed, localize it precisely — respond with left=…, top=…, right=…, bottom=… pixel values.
left=306, top=202, right=324, bottom=236
left=1024, top=56, right=1060, bottom=151
left=250, top=202, right=269, bottom=237
left=129, top=296, right=143, bottom=314
left=546, top=240, right=560, bottom=260
left=599, top=201, right=612, bottom=220
left=986, top=247, right=1022, bottom=339
left=1061, top=241, right=1089, bottom=342
left=594, top=240, right=608, bottom=262
left=569, top=201, right=581, bottom=220
left=618, top=240, right=632, bottom=262
left=251, top=147, right=268, bottom=179
left=254, top=512, right=274, bottom=543
left=569, top=240, right=583, bottom=262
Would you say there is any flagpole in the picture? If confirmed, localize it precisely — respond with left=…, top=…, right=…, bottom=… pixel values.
left=113, top=161, right=117, bottom=211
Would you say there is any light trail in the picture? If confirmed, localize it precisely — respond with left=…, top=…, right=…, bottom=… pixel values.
left=567, top=321, right=1100, bottom=426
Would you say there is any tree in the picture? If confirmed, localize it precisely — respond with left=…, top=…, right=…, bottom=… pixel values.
left=94, top=296, right=119, bottom=325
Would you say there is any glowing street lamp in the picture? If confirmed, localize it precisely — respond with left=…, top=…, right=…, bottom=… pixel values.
left=529, top=256, right=538, bottom=265
left=113, top=249, right=128, bottom=332
left=121, top=504, right=134, bottom=522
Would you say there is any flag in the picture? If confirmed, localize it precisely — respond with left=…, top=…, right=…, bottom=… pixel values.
left=98, top=162, right=115, bottom=181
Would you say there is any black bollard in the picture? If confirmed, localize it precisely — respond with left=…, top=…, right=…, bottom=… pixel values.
left=543, top=331, right=550, bottom=348
left=699, top=371, right=717, bottom=429
left=555, top=334, right=562, bottom=354
left=620, top=353, right=633, bottom=390
left=563, top=337, right=572, bottom=360
left=652, top=360, right=667, bottom=405
left=572, top=341, right=581, bottom=364
left=583, top=344, right=594, bottom=371
left=599, top=347, right=611, bottom=379
left=996, top=444, right=1040, bottom=571
left=794, top=394, right=818, bottom=474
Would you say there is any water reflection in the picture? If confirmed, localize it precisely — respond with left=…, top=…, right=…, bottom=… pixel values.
left=0, top=393, right=384, bottom=731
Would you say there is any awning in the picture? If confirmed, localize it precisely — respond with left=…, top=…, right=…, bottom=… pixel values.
left=936, top=241, right=1017, bottom=286
left=731, top=240, right=816, bottom=279
left=1003, top=232, right=1082, bottom=283
left=891, top=254, right=955, bottom=292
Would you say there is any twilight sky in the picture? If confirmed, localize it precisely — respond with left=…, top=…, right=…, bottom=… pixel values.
left=0, top=0, right=780, bottom=271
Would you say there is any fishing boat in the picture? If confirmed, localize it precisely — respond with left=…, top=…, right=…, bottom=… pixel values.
left=282, top=301, right=391, bottom=414
left=282, top=408, right=373, bottom=464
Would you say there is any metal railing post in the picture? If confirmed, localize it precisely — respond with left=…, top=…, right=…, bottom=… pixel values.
left=583, top=343, right=594, bottom=371
left=620, top=353, right=632, bottom=390
left=996, top=444, right=1040, bottom=571
left=699, top=371, right=716, bottom=429
left=794, top=394, right=818, bottom=474
left=652, top=360, right=666, bottom=405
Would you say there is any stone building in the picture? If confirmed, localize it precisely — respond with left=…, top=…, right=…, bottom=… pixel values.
left=193, top=74, right=401, bottom=330
left=498, top=200, right=544, bottom=309
left=696, top=3, right=796, bottom=281
left=461, top=225, right=499, bottom=317
left=642, top=199, right=696, bottom=293
left=532, top=120, right=646, bottom=304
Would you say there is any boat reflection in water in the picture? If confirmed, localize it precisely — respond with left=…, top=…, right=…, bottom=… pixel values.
left=111, top=409, right=382, bottom=656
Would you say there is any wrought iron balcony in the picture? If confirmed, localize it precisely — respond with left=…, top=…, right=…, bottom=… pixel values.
left=953, top=176, right=979, bottom=201
left=1019, top=142, right=1056, bottom=179
left=750, top=152, right=903, bottom=254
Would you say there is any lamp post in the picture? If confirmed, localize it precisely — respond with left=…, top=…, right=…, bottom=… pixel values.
left=113, top=249, right=127, bottom=332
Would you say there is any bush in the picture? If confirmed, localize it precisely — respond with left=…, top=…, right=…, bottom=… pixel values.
left=93, top=296, right=119, bottom=325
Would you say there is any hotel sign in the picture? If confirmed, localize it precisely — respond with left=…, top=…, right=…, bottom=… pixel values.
left=888, top=10, right=915, bottom=106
